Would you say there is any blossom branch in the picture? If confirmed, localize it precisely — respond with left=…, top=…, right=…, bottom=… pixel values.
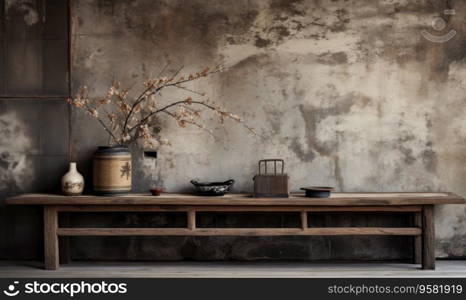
left=162, top=110, right=214, bottom=136
left=68, top=65, right=255, bottom=147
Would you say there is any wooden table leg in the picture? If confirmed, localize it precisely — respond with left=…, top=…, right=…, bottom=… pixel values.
left=44, top=206, right=59, bottom=270
left=422, top=205, right=435, bottom=270
left=187, top=210, right=196, bottom=230
left=59, top=212, right=71, bottom=264
left=413, top=212, right=422, bottom=264
left=300, top=211, right=308, bottom=230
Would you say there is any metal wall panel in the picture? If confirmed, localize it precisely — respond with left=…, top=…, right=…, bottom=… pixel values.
left=0, top=0, right=70, bottom=260
left=1, top=0, right=69, bottom=97
left=0, top=0, right=3, bottom=40
left=5, top=39, right=43, bottom=95
left=0, top=42, right=4, bottom=96
left=0, top=0, right=4, bottom=94
left=43, top=0, right=68, bottom=40
left=0, top=98, right=69, bottom=260
left=43, top=39, right=69, bottom=95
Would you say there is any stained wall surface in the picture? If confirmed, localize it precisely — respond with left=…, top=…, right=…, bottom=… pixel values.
left=0, top=0, right=69, bottom=259
left=1, top=0, right=466, bottom=260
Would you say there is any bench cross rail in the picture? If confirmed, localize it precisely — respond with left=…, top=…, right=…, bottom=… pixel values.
left=6, top=192, right=464, bottom=270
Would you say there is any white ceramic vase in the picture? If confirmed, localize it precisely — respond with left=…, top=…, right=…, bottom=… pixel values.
left=61, top=162, right=84, bottom=196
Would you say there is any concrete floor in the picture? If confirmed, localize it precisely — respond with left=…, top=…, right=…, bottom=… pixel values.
left=1, top=260, right=466, bottom=277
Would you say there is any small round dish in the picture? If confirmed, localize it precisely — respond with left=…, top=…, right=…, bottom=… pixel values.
left=150, top=187, right=164, bottom=196
left=301, top=186, right=334, bottom=198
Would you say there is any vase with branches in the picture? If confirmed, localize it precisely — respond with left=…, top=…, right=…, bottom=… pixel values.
left=68, top=65, right=254, bottom=148
left=68, top=65, right=254, bottom=195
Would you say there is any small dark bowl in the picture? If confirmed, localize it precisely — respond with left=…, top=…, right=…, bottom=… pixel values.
left=191, top=179, right=235, bottom=196
left=150, top=187, right=164, bottom=196
left=301, top=187, right=334, bottom=198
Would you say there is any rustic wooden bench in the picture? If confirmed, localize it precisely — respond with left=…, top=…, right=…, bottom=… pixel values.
left=6, top=192, right=465, bottom=270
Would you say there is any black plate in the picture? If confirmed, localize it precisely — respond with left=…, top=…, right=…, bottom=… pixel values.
left=301, top=186, right=333, bottom=198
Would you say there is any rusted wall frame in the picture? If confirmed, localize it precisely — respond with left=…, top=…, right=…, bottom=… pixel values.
left=0, top=0, right=70, bottom=98
left=0, top=0, right=5, bottom=94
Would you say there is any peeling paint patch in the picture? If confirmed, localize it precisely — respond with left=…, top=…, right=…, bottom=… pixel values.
left=317, top=51, right=348, bottom=65
left=330, top=8, right=350, bottom=32
left=269, top=0, right=305, bottom=18
left=254, top=35, right=272, bottom=48
left=291, top=89, right=371, bottom=162
left=334, top=155, right=344, bottom=190
left=6, top=0, right=40, bottom=26
left=422, top=148, right=438, bottom=173
left=0, top=113, right=34, bottom=194
left=397, top=134, right=417, bottom=165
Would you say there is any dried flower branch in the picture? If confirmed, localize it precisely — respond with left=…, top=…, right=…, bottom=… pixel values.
left=68, top=66, right=255, bottom=147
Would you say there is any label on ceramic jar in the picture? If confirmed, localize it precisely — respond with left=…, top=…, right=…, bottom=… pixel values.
left=93, top=155, right=132, bottom=192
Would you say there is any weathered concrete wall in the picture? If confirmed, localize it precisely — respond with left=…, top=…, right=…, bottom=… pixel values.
left=0, top=0, right=69, bottom=259
left=0, top=99, right=69, bottom=259
left=2, top=0, right=466, bottom=261
left=69, top=0, right=466, bottom=260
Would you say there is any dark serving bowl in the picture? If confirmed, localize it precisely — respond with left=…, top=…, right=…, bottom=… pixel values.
left=191, top=179, right=235, bottom=196
left=301, top=186, right=334, bottom=198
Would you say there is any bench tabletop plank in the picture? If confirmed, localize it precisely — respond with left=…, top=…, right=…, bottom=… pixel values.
left=5, top=192, right=465, bottom=206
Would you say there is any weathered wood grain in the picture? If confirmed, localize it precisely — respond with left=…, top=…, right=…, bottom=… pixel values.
left=6, top=193, right=465, bottom=206
left=187, top=210, right=196, bottom=230
left=300, top=211, right=308, bottom=230
left=57, top=227, right=421, bottom=236
left=413, top=212, right=422, bottom=264
left=422, top=205, right=435, bottom=270
left=7, top=193, right=458, bottom=270
left=3, top=261, right=466, bottom=278
left=52, top=205, right=423, bottom=212
left=59, top=212, right=71, bottom=264
left=44, top=206, right=59, bottom=270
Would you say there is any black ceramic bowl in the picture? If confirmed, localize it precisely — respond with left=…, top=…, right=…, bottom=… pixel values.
left=301, top=187, right=334, bottom=198
left=191, top=179, right=235, bottom=196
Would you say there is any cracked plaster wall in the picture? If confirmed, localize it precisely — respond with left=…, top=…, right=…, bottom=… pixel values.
left=70, top=0, right=466, bottom=259
left=2, top=0, right=466, bottom=260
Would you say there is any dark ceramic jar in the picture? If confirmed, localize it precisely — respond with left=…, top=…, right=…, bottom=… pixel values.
left=93, top=146, right=132, bottom=195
